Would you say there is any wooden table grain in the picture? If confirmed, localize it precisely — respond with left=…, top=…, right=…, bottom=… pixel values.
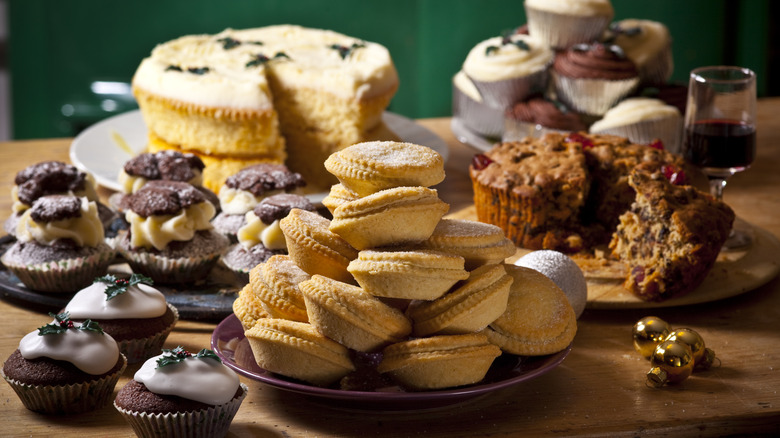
left=1, top=100, right=779, bottom=437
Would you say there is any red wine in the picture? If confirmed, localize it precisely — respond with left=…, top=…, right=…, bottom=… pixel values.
left=684, top=119, right=756, bottom=170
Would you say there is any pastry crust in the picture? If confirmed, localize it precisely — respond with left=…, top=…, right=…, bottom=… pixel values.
left=412, top=219, right=517, bottom=270
left=232, top=283, right=271, bottom=331
left=248, top=255, right=310, bottom=322
left=299, top=275, right=412, bottom=352
left=321, top=183, right=360, bottom=215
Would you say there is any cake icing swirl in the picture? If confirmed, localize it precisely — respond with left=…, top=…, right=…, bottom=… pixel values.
left=237, top=194, right=314, bottom=250
left=463, top=34, right=553, bottom=82
left=554, top=43, right=637, bottom=80
left=507, top=97, right=588, bottom=131
left=15, top=196, right=104, bottom=247
left=589, top=97, right=680, bottom=132
left=608, top=19, right=671, bottom=68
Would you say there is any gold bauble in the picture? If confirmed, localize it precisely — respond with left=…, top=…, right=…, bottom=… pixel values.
left=647, top=340, right=695, bottom=387
left=633, top=316, right=672, bottom=359
left=665, top=328, right=716, bottom=370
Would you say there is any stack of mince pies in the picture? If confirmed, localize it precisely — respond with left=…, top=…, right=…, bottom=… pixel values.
left=234, top=140, right=577, bottom=391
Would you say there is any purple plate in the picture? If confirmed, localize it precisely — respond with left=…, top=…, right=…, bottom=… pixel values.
left=211, top=314, right=571, bottom=411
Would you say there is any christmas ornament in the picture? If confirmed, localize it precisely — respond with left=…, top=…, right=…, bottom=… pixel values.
left=647, top=340, right=695, bottom=387
left=665, top=328, right=716, bottom=370
left=632, top=316, right=672, bottom=359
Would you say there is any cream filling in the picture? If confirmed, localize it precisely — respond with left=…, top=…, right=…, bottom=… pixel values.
left=119, top=169, right=204, bottom=194
left=612, top=19, right=671, bottom=67
left=19, top=325, right=120, bottom=375
left=236, top=211, right=287, bottom=250
left=134, top=353, right=240, bottom=405
left=525, top=0, right=614, bottom=15
left=125, top=201, right=215, bottom=251
left=590, top=97, right=680, bottom=132
left=11, top=173, right=100, bottom=214
left=65, top=282, right=168, bottom=319
left=463, top=34, right=553, bottom=82
left=15, top=197, right=104, bottom=247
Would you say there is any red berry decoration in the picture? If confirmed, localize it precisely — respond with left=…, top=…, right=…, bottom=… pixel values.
left=471, top=154, right=494, bottom=170
left=565, top=133, right=594, bottom=149
left=661, top=165, right=687, bottom=185
left=649, top=139, right=665, bottom=150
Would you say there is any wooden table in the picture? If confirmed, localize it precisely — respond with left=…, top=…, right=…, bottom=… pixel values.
left=1, top=100, right=779, bottom=437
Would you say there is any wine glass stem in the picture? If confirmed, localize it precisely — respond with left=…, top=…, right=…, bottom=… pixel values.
left=708, top=177, right=727, bottom=202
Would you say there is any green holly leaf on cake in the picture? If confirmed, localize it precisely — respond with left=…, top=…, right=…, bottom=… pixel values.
left=217, top=37, right=242, bottom=50
left=195, top=348, right=222, bottom=363
left=95, top=273, right=154, bottom=301
left=37, top=312, right=104, bottom=336
left=329, top=42, right=366, bottom=60
left=156, top=346, right=222, bottom=368
left=79, top=319, right=104, bottom=334
left=246, top=52, right=290, bottom=68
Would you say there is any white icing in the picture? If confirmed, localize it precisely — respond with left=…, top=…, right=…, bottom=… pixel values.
left=452, top=70, right=482, bottom=102
left=236, top=211, right=287, bottom=250
left=125, top=201, right=215, bottom=251
left=19, top=324, right=120, bottom=375
left=515, top=250, right=588, bottom=318
left=589, top=97, right=680, bottom=132
left=134, top=352, right=240, bottom=405
left=65, top=281, right=168, bottom=319
left=612, top=19, right=671, bottom=67
left=132, top=25, right=398, bottom=109
left=525, top=0, right=614, bottom=16
left=463, top=34, right=553, bottom=82
left=15, top=197, right=105, bottom=247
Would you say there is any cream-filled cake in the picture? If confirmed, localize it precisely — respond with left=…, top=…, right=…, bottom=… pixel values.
left=133, top=25, right=400, bottom=190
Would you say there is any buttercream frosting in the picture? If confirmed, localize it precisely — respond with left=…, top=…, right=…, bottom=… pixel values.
left=125, top=201, right=216, bottom=251
left=19, top=322, right=120, bottom=375
left=525, top=0, right=613, bottom=16
left=610, top=19, right=671, bottom=68
left=236, top=211, right=286, bottom=250
left=15, top=197, right=104, bottom=247
left=589, top=97, right=680, bottom=132
left=463, top=34, right=553, bottom=82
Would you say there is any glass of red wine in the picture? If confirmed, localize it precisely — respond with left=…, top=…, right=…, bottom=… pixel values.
left=682, top=66, right=757, bottom=250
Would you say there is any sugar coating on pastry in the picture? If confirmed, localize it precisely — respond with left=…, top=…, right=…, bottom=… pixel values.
left=406, top=263, right=512, bottom=336
left=376, top=333, right=501, bottom=390
left=233, top=283, right=271, bottom=331
left=299, top=275, right=412, bottom=352
left=321, top=183, right=360, bottom=214
left=347, top=249, right=469, bottom=300
left=279, top=208, right=358, bottom=283
left=324, top=141, right=445, bottom=197
left=485, top=265, right=577, bottom=356
left=248, top=255, right=310, bottom=322
left=244, top=318, right=355, bottom=386
left=515, top=250, right=588, bottom=318
left=329, top=186, right=449, bottom=250
left=414, top=219, right=517, bottom=270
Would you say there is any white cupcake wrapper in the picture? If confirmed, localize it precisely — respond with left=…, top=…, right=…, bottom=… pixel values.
left=590, top=115, right=683, bottom=154
left=551, top=72, right=640, bottom=116
left=525, top=8, right=612, bottom=49
left=452, top=82, right=505, bottom=138
left=115, top=383, right=248, bottom=438
left=467, top=67, right=550, bottom=111
left=118, top=248, right=222, bottom=284
left=119, top=303, right=180, bottom=364
left=1, top=248, right=115, bottom=293
left=2, top=354, right=127, bottom=414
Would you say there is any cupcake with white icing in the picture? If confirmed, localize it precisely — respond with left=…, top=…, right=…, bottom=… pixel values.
left=452, top=70, right=504, bottom=138
left=524, top=0, right=614, bottom=49
left=64, top=274, right=179, bottom=363
left=114, top=346, right=248, bottom=438
left=1, top=312, right=127, bottom=414
left=605, top=19, right=673, bottom=85
left=589, top=97, right=682, bottom=153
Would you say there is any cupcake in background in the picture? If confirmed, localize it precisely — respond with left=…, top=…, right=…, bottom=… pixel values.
left=524, top=0, right=614, bottom=49
left=114, top=346, right=248, bottom=438
left=462, top=32, right=554, bottom=112
left=503, top=95, right=588, bottom=141
left=117, top=180, right=229, bottom=284
left=221, top=193, right=316, bottom=280
left=604, top=19, right=673, bottom=86
left=63, top=273, right=179, bottom=364
left=452, top=70, right=504, bottom=138
left=550, top=42, right=640, bottom=117
left=2, top=312, right=126, bottom=414
left=1, top=195, right=116, bottom=293
left=4, top=161, right=116, bottom=238
left=211, top=163, right=306, bottom=242
left=589, top=97, right=682, bottom=153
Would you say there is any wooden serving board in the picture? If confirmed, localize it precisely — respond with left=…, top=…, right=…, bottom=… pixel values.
left=449, top=206, right=780, bottom=309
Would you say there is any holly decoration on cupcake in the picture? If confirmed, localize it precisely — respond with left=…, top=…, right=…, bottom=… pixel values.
left=156, top=346, right=222, bottom=368
left=94, top=273, right=154, bottom=300
left=37, top=311, right=104, bottom=336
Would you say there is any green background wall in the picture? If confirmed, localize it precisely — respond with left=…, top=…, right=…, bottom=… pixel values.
left=6, top=0, right=773, bottom=139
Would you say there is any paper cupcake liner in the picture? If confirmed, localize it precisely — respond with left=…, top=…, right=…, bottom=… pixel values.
left=467, top=66, right=550, bottom=111
left=551, top=72, right=640, bottom=116
left=118, top=248, right=222, bottom=285
left=452, top=81, right=504, bottom=138
left=114, top=383, right=248, bottom=438
left=525, top=7, right=612, bottom=49
left=1, top=248, right=115, bottom=293
left=502, top=119, right=577, bottom=142
left=119, top=304, right=180, bottom=364
left=590, top=115, right=683, bottom=154
left=1, top=354, right=127, bottom=414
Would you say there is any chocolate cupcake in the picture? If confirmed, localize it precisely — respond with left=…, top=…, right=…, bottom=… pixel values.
left=525, top=0, right=614, bottom=49
left=63, top=274, right=179, bottom=363
left=604, top=19, right=673, bottom=86
left=550, top=42, right=640, bottom=117
left=114, top=347, right=247, bottom=438
left=221, top=193, right=316, bottom=279
left=1, top=195, right=116, bottom=292
left=211, top=163, right=306, bottom=241
left=4, top=161, right=116, bottom=238
left=503, top=95, right=588, bottom=141
left=116, top=180, right=229, bottom=284
left=2, top=313, right=126, bottom=414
